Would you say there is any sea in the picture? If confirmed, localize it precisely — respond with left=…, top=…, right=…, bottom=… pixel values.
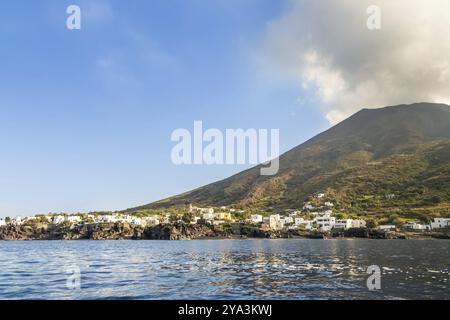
left=0, top=239, right=448, bottom=300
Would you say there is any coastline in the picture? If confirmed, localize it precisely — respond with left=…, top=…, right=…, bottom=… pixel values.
left=1, top=222, right=449, bottom=241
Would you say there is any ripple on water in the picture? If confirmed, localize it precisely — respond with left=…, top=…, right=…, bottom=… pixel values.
left=0, top=239, right=449, bottom=300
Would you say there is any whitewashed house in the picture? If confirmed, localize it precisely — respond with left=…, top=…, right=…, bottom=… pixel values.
left=283, top=216, right=294, bottom=224
left=52, top=215, right=66, bottom=224
left=130, top=217, right=143, bottom=225
left=0, top=219, right=6, bottom=226
left=275, top=220, right=285, bottom=230
left=317, top=193, right=325, bottom=199
left=430, top=218, right=450, bottom=230
left=317, top=211, right=332, bottom=218
left=250, top=214, right=263, bottom=224
left=269, top=215, right=282, bottom=230
left=303, top=203, right=315, bottom=211
left=66, top=216, right=82, bottom=223
left=203, top=213, right=215, bottom=220
left=404, top=222, right=428, bottom=231
left=351, top=220, right=367, bottom=228
left=324, top=202, right=334, bottom=208
left=315, top=216, right=335, bottom=231
left=119, top=214, right=128, bottom=221
left=202, top=208, right=215, bottom=214
left=334, top=219, right=353, bottom=230
left=97, top=215, right=117, bottom=223
left=295, top=218, right=314, bottom=230
left=12, top=216, right=23, bottom=225
left=376, top=225, right=396, bottom=231
left=289, top=211, right=300, bottom=218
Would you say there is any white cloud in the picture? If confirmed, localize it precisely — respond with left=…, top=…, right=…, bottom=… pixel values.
left=262, top=0, right=450, bottom=124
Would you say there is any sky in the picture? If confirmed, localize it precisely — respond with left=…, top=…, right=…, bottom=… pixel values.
left=1, top=0, right=449, bottom=217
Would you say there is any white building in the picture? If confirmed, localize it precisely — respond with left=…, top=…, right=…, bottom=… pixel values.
left=202, top=208, right=215, bottom=214
left=12, top=216, right=23, bottom=225
left=97, top=215, right=117, bottom=223
left=303, top=203, right=315, bottom=211
left=129, top=218, right=143, bottom=225
left=295, top=218, right=314, bottom=230
left=66, top=216, right=82, bottom=223
left=430, top=218, right=450, bottom=230
left=334, top=219, right=353, bottom=230
left=315, top=216, right=335, bottom=231
left=324, top=202, right=334, bottom=208
left=317, top=211, right=332, bottom=218
left=0, top=219, right=6, bottom=227
left=52, top=215, right=66, bottom=224
left=269, top=214, right=282, bottom=230
left=376, top=225, right=396, bottom=231
left=351, top=220, right=367, bottom=228
left=404, top=222, right=428, bottom=231
left=317, top=193, right=325, bottom=199
left=289, top=211, right=300, bottom=218
left=250, top=214, right=263, bottom=224
left=386, top=194, right=396, bottom=200
left=283, top=216, right=294, bottom=224
left=203, top=213, right=215, bottom=220
left=275, top=220, right=285, bottom=230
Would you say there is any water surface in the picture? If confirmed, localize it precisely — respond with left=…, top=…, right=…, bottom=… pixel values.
left=0, top=239, right=448, bottom=299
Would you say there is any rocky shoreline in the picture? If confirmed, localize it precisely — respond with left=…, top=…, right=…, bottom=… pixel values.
left=1, top=222, right=449, bottom=241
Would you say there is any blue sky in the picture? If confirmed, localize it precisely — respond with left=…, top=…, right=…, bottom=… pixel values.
left=0, top=0, right=330, bottom=217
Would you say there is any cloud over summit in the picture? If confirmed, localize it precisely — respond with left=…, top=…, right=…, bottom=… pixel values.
left=263, top=0, right=450, bottom=124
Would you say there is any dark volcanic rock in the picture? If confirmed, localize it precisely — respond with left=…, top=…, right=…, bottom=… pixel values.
left=1, top=223, right=448, bottom=240
left=331, top=228, right=407, bottom=239
left=144, top=223, right=215, bottom=240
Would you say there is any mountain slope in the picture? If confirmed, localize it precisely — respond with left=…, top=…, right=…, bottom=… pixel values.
left=131, top=103, right=450, bottom=216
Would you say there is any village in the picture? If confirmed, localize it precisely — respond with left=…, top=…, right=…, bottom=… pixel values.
left=1, top=192, right=449, bottom=234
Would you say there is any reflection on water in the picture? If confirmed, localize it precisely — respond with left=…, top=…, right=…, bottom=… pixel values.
left=0, top=239, right=448, bottom=300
